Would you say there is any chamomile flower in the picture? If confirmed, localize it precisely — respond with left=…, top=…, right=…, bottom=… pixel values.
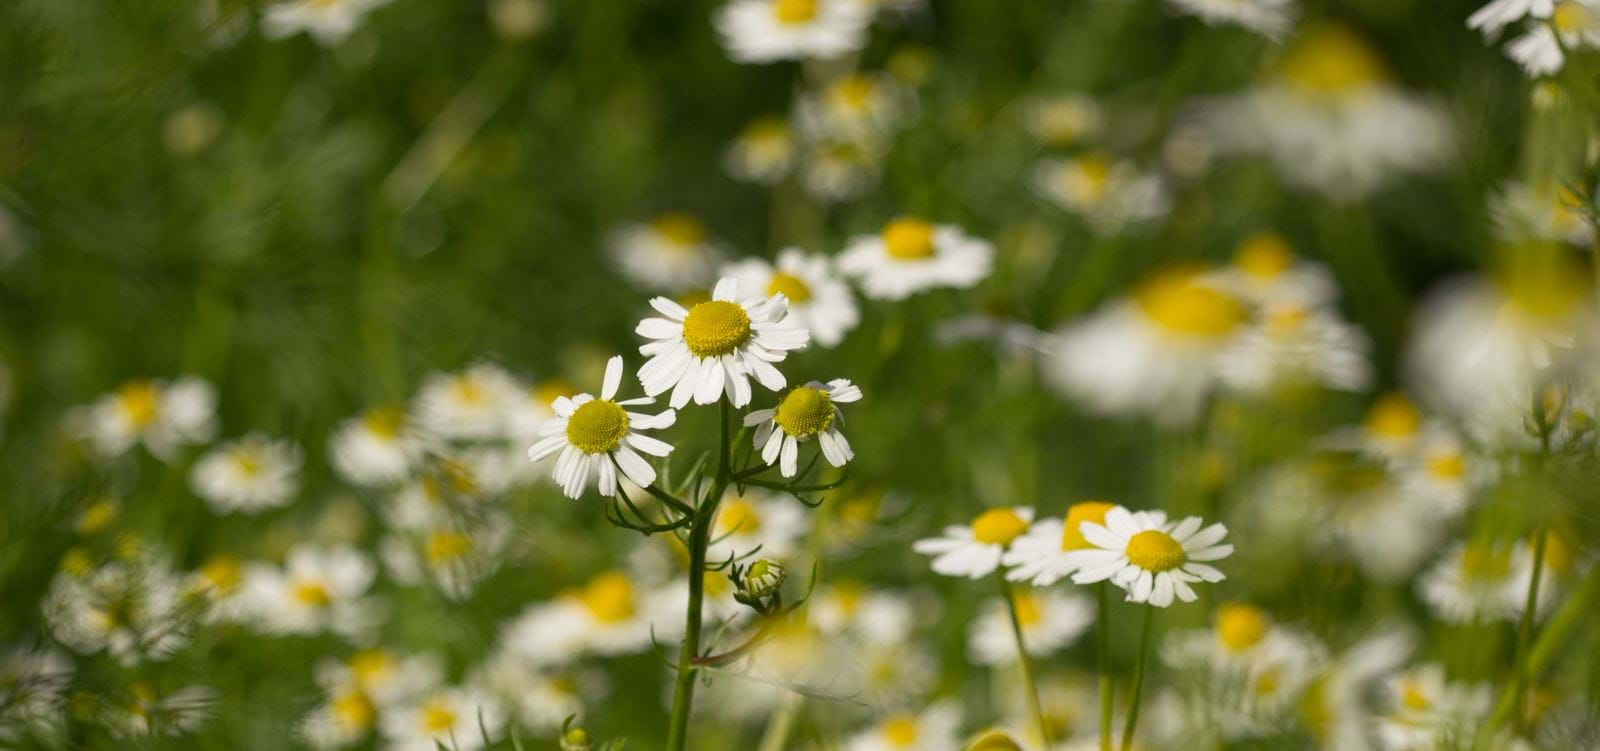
left=744, top=378, right=861, bottom=476
left=913, top=507, right=1035, bottom=579
left=726, top=116, right=799, bottom=184
left=329, top=406, right=425, bottom=487
left=412, top=363, right=522, bottom=441
left=1162, top=605, right=1328, bottom=740
left=1504, top=1, right=1600, bottom=76
left=967, top=588, right=1093, bottom=666
left=301, top=650, right=443, bottom=749
left=1470, top=0, right=1556, bottom=36
left=1168, top=0, right=1294, bottom=37
left=796, top=71, right=914, bottom=140
left=722, top=248, right=860, bottom=347
left=1209, top=232, right=1338, bottom=308
left=1398, top=431, right=1485, bottom=517
left=381, top=686, right=506, bottom=751
left=527, top=356, right=677, bottom=499
left=1003, top=501, right=1118, bottom=586
left=801, top=137, right=887, bottom=201
left=809, top=582, right=920, bottom=645
left=189, top=433, right=302, bottom=515
left=1069, top=507, right=1233, bottom=607
left=45, top=555, right=189, bottom=666
left=1021, top=94, right=1104, bottom=147
left=67, top=376, right=217, bottom=460
left=241, top=544, right=381, bottom=641
left=503, top=570, right=678, bottom=665
left=1487, top=180, right=1596, bottom=246
left=474, top=650, right=584, bottom=732
left=186, top=554, right=251, bottom=623
left=846, top=701, right=962, bottom=751
left=104, top=683, right=217, bottom=738
left=608, top=214, right=726, bottom=293
left=706, top=490, right=808, bottom=562
left=635, top=277, right=810, bottom=409
left=715, top=0, right=872, bottom=64
left=0, top=646, right=72, bottom=742
left=1376, top=664, right=1490, bottom=751
left=379, top=510, right=513, bottom=600
left=261, top=0, right=392, bottom=46
left=838, top=218, right=995, bottom=300
left=1216, top=304, right=1374, bottom=395
left=1032, top=153, right=1171, bottom=234
left=1299, top=628, right=1414, bottom=750
left=1417, top=540, right=1526, bottom=624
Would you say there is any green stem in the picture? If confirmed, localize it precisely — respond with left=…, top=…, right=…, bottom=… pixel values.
left=1120, top=607, right=1155, bottom=751
left=999, top=575, right=1051, bottom=749
left=1097, top=582, right=1114, bottom=751
left=1477, top=560, right=1600, bottom=746
left=1508, top=525, right=1549, bottom=733
left=665, top=400, right=733, bottom=751
left=755, top=693, right=802, bottom=751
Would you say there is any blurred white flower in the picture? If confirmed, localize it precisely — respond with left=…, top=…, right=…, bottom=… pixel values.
left=0, top=646, right=72, bottom=742
left=1470, top=0, right=1555, bottom=36
left=380, top=509, right=512, bottom=600
left=1168, top=0, right=1294, bottom=37
left=413, top=363, right=523, bottom=442
left=104, top=683, right=216, bottom=738
left=380, top=686, right=506, bottom=751
left=839, top=218, right=994, bottom=300
left=635, top=277, right=810, bottom=409
left=1300, top=628, right=1414, bottom=750
left=608, top=214, right=725, bottom=293
left=796, top=71, right=914, bottom=140
left=706, top=490, right=808, bottom=562
left=1003, top=501, right=1118, bottom=586
left=45, top=556, right=189, bottom=665
left=528, top=356, right=676, bottom=499
left=67, top=376, right=217, bottom=461
left=472, top=650, right=584, bottom=732
left=801, top=137, right=886, bottom=201
left=190, top=433, right=302, bottom=514
left=913, top=507, right=1034, bottom=579
left=845, top=701, right=962, bottom=751
left=1207, top=232, right=1338, bottom=308
left=241, top=544, right=382, bottom=641
left=1375, top=664, right=1490, bottom=750
left=1021, top=94, right=1103, bottom=147
left=1504, top=2, right=1600, bottom=76
left=329, top=406, right=426, bottom=487
left=1416, top=540, right=1529, bottom=624
left=967, top=587, right=1092, bottom=665
left=1069, top=507, right=1233, bottom=607
left=1216, top=303, right=1373, bottom=395
left=261, top=0, right=392, bottom=46
left=301, top=650, right=443, bottom=749
left=1488, top=181, right=1596, bottom=246
left=715, top=0, right=872, bottom=64
left=744, top=378, right=861, bottom=477
left=725, top=116, right=799, bottom=184
left=1032, top=153, right=1170, bottom=234
left=722, top=248, right=860, bottom=347
left=503, top=570, right=679, bottom=665
left=1161, top=603, right=1328, bottom=739
left=808, top=582, right=919, bottom=645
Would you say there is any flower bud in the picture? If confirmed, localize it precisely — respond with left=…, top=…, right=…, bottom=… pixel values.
left=560, top=726, right=591, bottom=751
left=739, top=558, right=786, bottom=599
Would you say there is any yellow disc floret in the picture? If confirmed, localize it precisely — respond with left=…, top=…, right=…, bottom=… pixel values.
left=421, top=697, right=458, bottom=734
left=971, top=508, right=1029, bottom=545
left=766, top=272, right=813, bottom=303
left=1134, top=270, right=1247, bottom=339
left=579, top=571, right=636, bottom=623
left=1234, top=232, right=1295, bottom=279
left=1364, top=392, right=1420, bottom=439
left=882, top=715, right=920, bottom=746
left=1278, top=24, right=1387, bottom=95
left=682, top=300, right=753, bottom=358
left=882, top=218, right=936, bottom=260
left=1555, top=1, right=1592, bottom=33
left=116, top=381, right=161, bottom=428
left=565, top=400, right=629, bottom=454
left=650, top=212, right=706, bottom=247
left=1216, top=603, right=1269, bottom=651
left=774, top=386, right=835, bottom=437
left=1060, top=501, right=1116, bottom=550
left=1125, top=530, right=1185, bottom=572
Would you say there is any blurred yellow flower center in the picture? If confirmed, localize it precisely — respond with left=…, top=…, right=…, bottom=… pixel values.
left=1134, top=272, right=1246, bottom=338
left=972, top=509, right=1029, bottom=545
left=350, top=650, right=392, bottom=684
left=774, top=386, right=835, bottom=437
left=294, top=581, right=333, bottom=607
left=200, top=555, right=242, bottom=594
left=566, top=400, right=629, bottom=454
left=883, top=715, right=920, bottom=746
left=76, top=497, right=120, bottom=535
left=362, top=405, right=405, bottom=439
left=883, top=218, right=936, bottom=260
left=333, top=690, right=376, bottom=730
left=580, top=572, right=636, bottom=623
left=1125, top=530, right=1184, bottom=572
left=650, top=213, right=706, bottom=247
left=1011, top=592, right=1042, bottom=627
left=1426, top=452, right=1465, bottom=480
left=116, top=381, right=161, bottom=428
left=425, top=531, right=473, bottom=562
left=772, top=0, right=818, bottom=24
left=830, top=581, right=865, bottom=614
left=744, top=117, right=791, bottom=144
left=766, top=272, right=813, bottom=303
left=1060, top=501, right=1115, bottom=550
left=718, top=499, right=763, bottom=535
left=1555, top=1, right=1591, bottom=32
left=1216, top=603, right=1268, bottom=651
left=1459, top=543, right=1511, bottom=581
left=966, top=729, right=1026, bottom=751
left=1265, top=306, right=1310, bottom=337
left=421, top=698, right=457, bottom=734
left=1234, top=232, right=1294, bottom=279
left=1279, top=25, right=1386, bottom=94
left=1072, top=153, right=1113, bottom=198
left=535, top=379, right=574, bottom=407
left=1400, top=680, right=1431, bottom=711
left=832, top=74, right=876, bottom=110
left=451, top=375, right=485, bottom=404
left=232, top=448, right=264, bottom=477
left=1497, top=251, right=1589, bottom=321
left=1255, top=669, right=1281, bottom=696
left=1364, top=393, right=1420, bottom=438
left=683, top=301, right=753, bottom=357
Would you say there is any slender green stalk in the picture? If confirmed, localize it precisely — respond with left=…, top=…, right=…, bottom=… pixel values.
left=1119, top=607, right=1155, bottom=751
left=1507, top=525, right=1549, bottom=733
left=1476, top=557, right=1600, bottom=747
left=755, top=693, right=802, bottom=751
left=998, top=575, right=1051, bottom=749
left=665, top=400, right=733, bottom=751
left=1097, top=582, right=1113, bottom=751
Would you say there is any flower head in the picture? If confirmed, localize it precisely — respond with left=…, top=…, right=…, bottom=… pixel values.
left=838, top=218, right=994, bottom=300
left=527, top=356, right=676, bottom=499
left=715, top=0, right=872, bottom=64
left=1002, top=500, right=1118, bottom=585
left=913, top=507, right=1034, bottom=579
left=744, top=379, right=861, bottom=476
left=1069, top=507, right=1233, bottom=607
left=636, top=277, right=810, bottom=409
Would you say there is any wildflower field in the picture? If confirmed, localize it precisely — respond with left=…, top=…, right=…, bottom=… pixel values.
left=6, top=0, right=1600, bottom=748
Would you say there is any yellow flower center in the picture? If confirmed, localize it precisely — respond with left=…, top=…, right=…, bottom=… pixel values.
left=882, top=218, right=936, bottom=260
left=1459, top=543, right=1511, bottom=581
left=971, top=509, right=1029, bottom=545
left=565, top=400, right=630, bottom=454
left=772, top=0, right=818, bottom=25
left=579, top=572, right=635, bottom=623
left=199, top=555, right=242, bottom=595
left=766, top=272, right=813, bottom=303
left=425, top=531, right=474, bottom=563
left=1426, top=452, right=1465, bottom=480
left=1555, top=1, right=1591, bottom=33
left=747, top=559, right=777, bottom=581
left=1234, top=232, right=1294, bottom=280
left=1071, top=152, right=1113, bottom=198
left=883, top=715, right=920, bottom=746
left=1497, top=250, right=1590, bottom=321
left=1255, top=669, right=1281, bottom=696
left=294, top=581, right=333, bottom=607
left=1278, top=25, right=1387, bottom=95
left=333, top=690, right=376, bottom=730
left=535, top=379, right=575, bottom=407
left=421, top=698, right=457, bottom=734
left=682, top=300, right=753, bottom=358
left=1364, top=392, right=1421, bottom=439
left=717, top=499, right=763, bottom=536
left=115, top=381, right=161, bottom=428
left=1060, top=501, right=1116, bottom=551
left=1215, top=603, right=1268, bottom=651
left=1011, top=592, right=1042, bottom=627
left=773, top=386, right=835, bottom=437
left=362, top=405, right=406, bottom=439
left=1125, top=530, right=1184, bottom=572
left=1133, top=271, right=1247, bottom=339
left=650, top=212, right=706, bottom=247
left=451, top=375, right=485, bottom=405
left=350, top=649, right=392, bottom=684
left=76, top=497, right=120, bottom=535
left=1265, top=306, right=1310, bottom=337
left=830, top=581, right=865, bottom=614
left=831, top=74, right=876, bottom=110
left=1400, top=680, right=1431, bottom=711
left=233, top=448, right=264, bottom=477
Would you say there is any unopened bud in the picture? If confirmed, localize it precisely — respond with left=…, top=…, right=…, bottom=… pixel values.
left=738, top=558, right=786, bottom=599
left=560, top=726, right=591, bottom=751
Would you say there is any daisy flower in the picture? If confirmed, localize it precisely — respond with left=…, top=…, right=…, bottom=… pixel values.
left=1470, top=0, right=1556, bottom=36
left=527, top=356, right=677, bottom=499
left=67, top=376, right=217, bottom=460
left=1216, top=303, right=1374, bottom=395
left=1068, top=507, right=1233, bottom=607
left=1376, top=664, right=1490, bottom=751
left=1032, top=153, right=1171, bottom=234
left=0, top=646, right=72, bottom=742
left=635, top=277, right=810, bottom=409
left=1300, top=628, right=1414, bottom=750
left=796, top=71, right=914, bottom=140
left=301, top=650, right=442, bottom=749
left=744, top=378, right=861, bottom=476
left=44, top=556, right=189, bottom=666
left=913, top=507, right=1035, bottom=579
left=608, top=213, right=725, bottom=293
left=725, top=116, right=799, bottom=184
left=801, top=136, right=887, bottom=202
left=1003, top=501, right=1118, bottom=586
left=1487, top=180, right=1596, bottom=246
left=240, top=544, right=381, bottom=641
left=381, top=686, right=506, bottom=751
left=1021, top=93, right=1104, bottom=147
left=1167, top=0, right=1294, bottom=38
left=1208, top=232, right=1338, bottom=309
left=845, top=701, right=962, bottom=751
left=103, top=683, right=217, bottom=738
left=413, top=363, right=522, bottom=441
left=838, top=217, right=995, bottom=300
left=1417, top=540, right=1526, bottom=624
left=722, top=248, right=860, bottom=347
left=189, top=433, right=302, bottom=515
left=379, top=510, right=513, bottom=601
left=706, top=490, right=808, bottom=562
left=261, top=0, right=392, bottom=46
left=967, top=588, right=1093, bottom=665
left=1505, top=2, right=1600, bottom=77
left=714, top=0, right=872, bottom=64
left=472, top=650, right=584, bottom=732
left=807, top=582, right=919, bottom=645
left=502, top=570, right=678, bottom=665
left=328, top=405, right=425, bottom=487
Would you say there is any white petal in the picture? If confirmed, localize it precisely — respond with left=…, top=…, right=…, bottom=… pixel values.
left=613, top=446, right=657, bottom=488
left=528, top=435, right=566, bottom=462
left=625, top=432, right=675, bottom=457
left=602, top=356, right=623, bottom=400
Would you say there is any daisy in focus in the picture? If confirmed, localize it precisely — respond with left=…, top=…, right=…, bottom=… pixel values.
left=635, top=277, right=810, bottom=409
left=1032, top=152, right=1171, bottom=234
left=838, top=217, right=995, bottom=300
left=527, top=356, right=676, bottom=499
left=845, top=701, right=962, bottom=751
left=744, top=378, right=861, bottom=476
left=1002, top=500, right=1117, bottom=586
left=1068, top=506, right=1233, bottom=607
left=67, top=376, right=217, bottom=460
left=715, top=0, right=873, bottom=64
left=967, top=588, right=1093, bottom=665
left=913, top=507, right=1034, bottom=579
left=260, top=0, right=393, bottom=46
left=608, top=213, right=725, bottom=293
left=189, top=433, right=302, bottom=515
left=722, top=248, right=860, bottom=347
left=1167, top=0, right=1294, bottom=38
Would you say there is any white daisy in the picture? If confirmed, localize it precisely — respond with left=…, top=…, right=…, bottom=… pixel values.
left=261, top=0, right=392, bottom=46
left=1161, top=604, right=1328, bottom=739
left=1470, top=0, right=1556, bottom=36
left=801, top=136, right=887, bottom=202
left=725, top=116, right=799, bottom=184
left=185, top=554, right=251, bottom=624
left=379, top=510, right=513, bottom=601
left=1505, top=2, right=1600, bottom=76
left=301, top=650, right=443, bottom=749
left=103, top=684, right=216, bottom=738
left=1032, top=153, right=1172, bottom=234
left=608, top=213, right=725, bottom=293
left=1002, top=501, right=1118, bottom=586
left=0, top=646, right=73, bottom=742
left=1376, top=664, right=1490, bottom=751
left=1167, top=0, right=1294, bottom=37
left=1398, top=431, right=1486, bottom=517
left=1417, top=540, right=1527, bottom=624
left=635, top=277, right=810, bottom=409
left=329, top=405, right=426, bottom=487
left=796, top=71, right=914, bottom=140
left=1487, top=180, right=1597, bottom=246
left=722, top=248, right=860, bottom=347
left=715, top=0, right=872, bottom=64
left=381, top=686, right=506, bottom=751
left=845, top=701, right=962, bottom=751
left=1216, top=304, right=1373, bottom=395
left=1021, top=93, right=1104, bottom=147
left=67, top=376, right=217, bottom=460
left=189, top=433, right=302, bottom=515
left=240, top=544, right=381, bottom=641
left=527, top=355, right=677, bottom=499
left=744, top=378, right=861, bottom=477
left=412, top=363, right=523, bottom=442
left=44, top=556, right=189, bottom=666
left=807, top=582, right=919, bottom=645
left=472, top=650, right=583, bottom=732
left=705, top=490, right=808, bottom=562
left=913, top=507, right=1035, bottom=579
left=967, top=587, right=1093, bottom=666
left=1301, top=628, right=1414, bottom=751
left=1208, top=232, right=1339, bottom=308
left=502, top=570, right=678, bottom=665
left=838, top=218, right=995, bottom=300
left=1068, top=507, right=1234, bottom=607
